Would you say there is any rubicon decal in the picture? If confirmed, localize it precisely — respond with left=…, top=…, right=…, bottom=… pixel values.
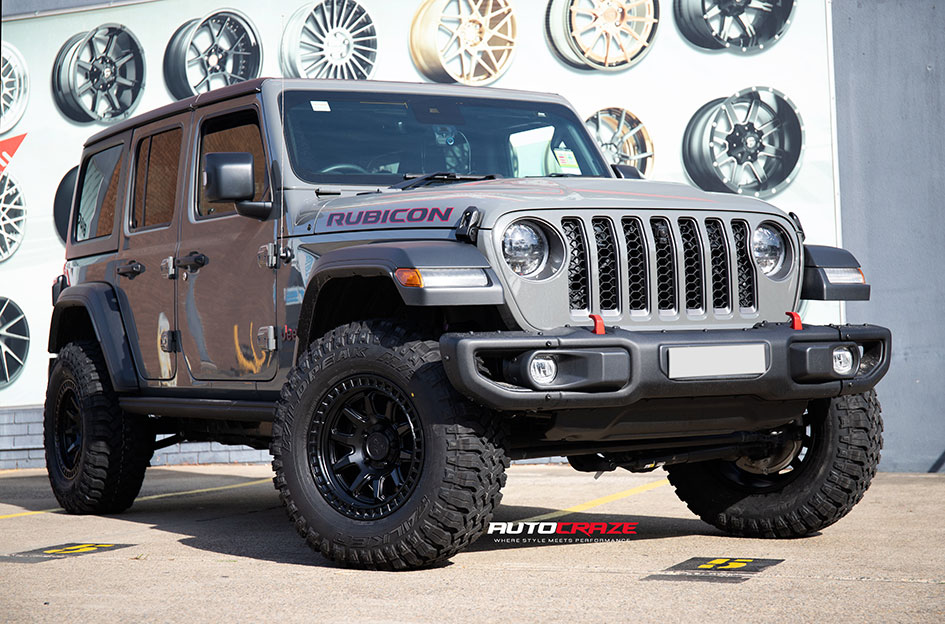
left=324, top=207, right=454, bottom=227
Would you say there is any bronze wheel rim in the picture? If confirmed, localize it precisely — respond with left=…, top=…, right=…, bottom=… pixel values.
left=410, top=0, right=517, bottom=86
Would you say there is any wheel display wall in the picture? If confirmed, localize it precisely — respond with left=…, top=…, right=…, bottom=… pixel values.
left=164, top=9, right=262, bottom=100
left=585, top=108, right=655, bottom=176
left=280, top=0, right=378, bottom=80
left=674, top=0, right=795, bottom=53
left=682, top=86, right=804, bottom=198
left=52, top=23, right=146, bottom=123
left=0, top=297, right=29, bottom=388
left=410, top=0, right=517, bottom=86
left=545, top=0, right=660, bottom=71
left=0, top=0, right=839, bottom=403
left=0, top=172, right=26, bottom=263
left=1, top=42, right=30, bottom=135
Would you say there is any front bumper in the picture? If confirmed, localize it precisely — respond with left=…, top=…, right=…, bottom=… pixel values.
left=440, top=322, right=890, bottom=411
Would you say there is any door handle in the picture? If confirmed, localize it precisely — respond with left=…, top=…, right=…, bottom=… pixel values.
left=175, top=252, right=208, bottom=271
left=116, top=261, right=145, bottom=278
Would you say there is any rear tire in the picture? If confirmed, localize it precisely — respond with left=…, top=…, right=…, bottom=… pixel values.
left=44, top=341, right=153, bottom=514
left=271, top=321, right=509, bottom=570
left=667, top=390, right=883, bottom=537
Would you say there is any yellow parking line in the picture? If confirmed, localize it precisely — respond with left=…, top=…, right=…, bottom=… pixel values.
left=520, top=478, right=669, bottom=522
left=0, top=477, right=272, bottom=520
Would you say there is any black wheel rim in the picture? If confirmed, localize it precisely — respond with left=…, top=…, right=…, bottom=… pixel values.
left=717, top=420, right=817, bottom=492
left=309, top=375, right=424, bottom=520
left=54, top=380, right=83, bottom=478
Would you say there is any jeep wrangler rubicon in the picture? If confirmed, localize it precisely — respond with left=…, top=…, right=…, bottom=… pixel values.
left=47, top=78, right=890, bottom=570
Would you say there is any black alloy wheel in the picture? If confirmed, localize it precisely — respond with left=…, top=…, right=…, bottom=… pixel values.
left=310, top=374, right=424, bottom=520
left=53, top=381, right=84, bottom=479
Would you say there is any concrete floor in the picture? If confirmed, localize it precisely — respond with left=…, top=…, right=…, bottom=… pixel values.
left=0, top=464, right=942, bottom=623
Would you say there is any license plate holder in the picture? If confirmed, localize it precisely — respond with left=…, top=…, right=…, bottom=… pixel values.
left=666, top=344, right=768, bottom=379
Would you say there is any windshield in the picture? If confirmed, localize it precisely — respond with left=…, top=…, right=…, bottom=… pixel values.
left=280, top=90, right=610, bottom=185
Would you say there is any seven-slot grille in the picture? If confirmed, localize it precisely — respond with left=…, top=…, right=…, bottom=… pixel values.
left=561, top=216, right=756, bottom=316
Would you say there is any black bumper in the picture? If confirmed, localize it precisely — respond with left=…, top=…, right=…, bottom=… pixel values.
left=440, top=323, right=891, bottom=411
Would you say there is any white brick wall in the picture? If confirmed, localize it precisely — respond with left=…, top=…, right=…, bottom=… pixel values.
left=0, top=406, right=270, bottom=470
left=2, top=406, right=562, bottom=470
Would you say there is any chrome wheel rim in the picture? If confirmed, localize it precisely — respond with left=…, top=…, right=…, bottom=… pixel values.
left=675, top=0, right=795, bottom=53
left=0, top=172, right=26, bottom=262
left=410, top=0, right=517, bottom=86
left=682, top=86, right=804, bottom=198
left=0, top=297, right=29, bottom=388
left=52, top=23, right=146, bottom=123
left=1, top=42, right=30, bottom=134
left=546, top=0, right=659, bottom=71
left=585, top=107, right=654, bottom=176
left=309, top=375, right=425, bottom=520
left=281, top=0, right=377, bottom=80
left=164, top=10, right=262, bottom=100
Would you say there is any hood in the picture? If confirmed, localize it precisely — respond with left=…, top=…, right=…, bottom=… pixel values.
left=289, top=177, right=789, bottom=235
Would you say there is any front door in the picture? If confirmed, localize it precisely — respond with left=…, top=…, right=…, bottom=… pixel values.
left=176, top=103, right=277, bottom=382
left=116, top=117, right=188, bottom=381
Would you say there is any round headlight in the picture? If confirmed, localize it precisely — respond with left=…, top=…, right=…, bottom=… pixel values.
left=503, top=222, right=548, bottom=277
left=751, top=224, right=787, bottom=276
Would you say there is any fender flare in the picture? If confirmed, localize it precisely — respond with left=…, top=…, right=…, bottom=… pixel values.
left=800, top=245, right=870, bottom=301
left=48, top=282, right=140, bottom=392
left=294, top=240, right=505, bottom=351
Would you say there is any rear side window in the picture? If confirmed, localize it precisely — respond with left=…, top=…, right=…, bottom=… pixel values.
left=131, top=128, right=183, bottom=231
left=74, top=145, right=122, bottom=242
left=197, top=111, right=267, bottom=218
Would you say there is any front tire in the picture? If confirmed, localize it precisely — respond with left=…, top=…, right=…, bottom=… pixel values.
left=44, top=341, right=153, bottom=514
left=667, top=390, right=883, bottom=538
left=271, top=321, right=508, bottom=570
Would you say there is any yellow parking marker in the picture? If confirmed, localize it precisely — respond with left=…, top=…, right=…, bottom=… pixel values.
left=0, top=477, right=272, bottom=520
left=520, top=478, right=669, bottom=522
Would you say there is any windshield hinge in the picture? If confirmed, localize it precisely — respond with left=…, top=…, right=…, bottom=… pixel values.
left=257, top=243, right=294, bottom=269
left=456, top=207, right=482, bottom=244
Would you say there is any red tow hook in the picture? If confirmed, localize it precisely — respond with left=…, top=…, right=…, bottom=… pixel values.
left=589, top=314, right=605, bottom=335
left=786, top=311, right=803, bottom=331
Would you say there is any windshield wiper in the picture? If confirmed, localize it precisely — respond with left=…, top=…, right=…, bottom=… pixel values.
left=390, top=171, right=498, bottom=191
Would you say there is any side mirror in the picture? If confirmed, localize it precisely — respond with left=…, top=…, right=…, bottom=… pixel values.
left=203, top=152, right=272, bottom=220
left=611, top=164, right=643, bottom=179
left=204, top=152, right=255, bottom=202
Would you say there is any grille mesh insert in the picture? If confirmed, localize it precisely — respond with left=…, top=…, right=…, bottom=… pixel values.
left=562, top=218, right=589, bottom=310
left=732, top=220, right=756, bottom=309
left=592, top=218, right=619, bottom=312
left=678, top=218, right=704, bottom=311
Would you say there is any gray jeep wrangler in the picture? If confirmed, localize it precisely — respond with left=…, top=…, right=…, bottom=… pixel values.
left=47, top=78, right=890, bottom=570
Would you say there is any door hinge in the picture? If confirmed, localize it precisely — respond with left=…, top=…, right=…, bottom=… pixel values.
left=256, top=326, right=277, bottom=352
left=257, top=243, right=294, bottom=269
left=160, top=256, right=176, bottom=280
left=160, top=330, right=180, bottom=353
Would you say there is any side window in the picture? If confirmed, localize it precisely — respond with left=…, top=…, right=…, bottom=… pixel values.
left=74, top=145, right=122, bottom=242
left=130, top=127, right=183, bottom=231
left=197, top=111, right=267, bottom=218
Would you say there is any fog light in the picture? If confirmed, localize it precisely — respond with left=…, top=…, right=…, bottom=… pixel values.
left=529, top=355, right=557, bottom=385
left=832, top=347, right=855, bottom=376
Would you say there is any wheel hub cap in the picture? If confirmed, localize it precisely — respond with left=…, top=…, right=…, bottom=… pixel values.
left=726, top=122, right=764, bottom=164
left=718, top=0, right=750, bottom=17
left=365, top=431, right=392, bottom=461
left=461, top=20, right=485, bottom=47
left=325, top=29, right=353, bottom=62
left=91, top=56, right=117, bottom=89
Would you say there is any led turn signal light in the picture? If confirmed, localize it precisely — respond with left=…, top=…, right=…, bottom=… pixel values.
left=394, top=268, right=423, bottom=288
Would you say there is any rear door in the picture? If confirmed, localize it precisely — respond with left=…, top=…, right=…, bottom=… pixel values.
left=176, top=102, right=277, bottom=382
left=116, top=116, right=188, bottom=382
